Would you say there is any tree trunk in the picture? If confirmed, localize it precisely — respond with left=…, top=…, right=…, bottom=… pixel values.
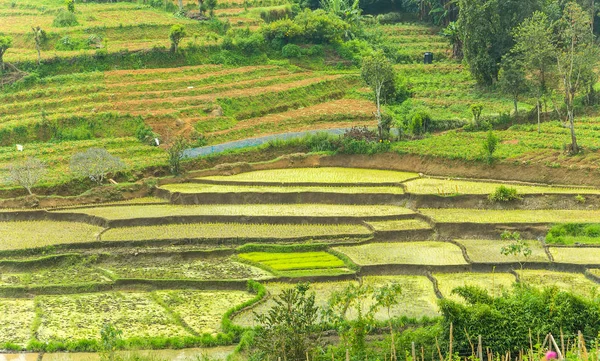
left=513, top=98, right=518, bottom=116
left=569, top=110, right=578, bottom=154
left=375, top=82, right=383, bottom=139
left=178, top=0, right=184, bottom=11
left=537, top=99, right=541, bottom=134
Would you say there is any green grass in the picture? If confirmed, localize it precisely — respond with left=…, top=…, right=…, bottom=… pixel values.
left=101, top=223, right=372, bottom=241
left=160, top=183, right=404, bottom=194
left=201, top=167, right=418, bottom=184
left=333, top=242, right=467, bottom=266
left=0, top=221, right=104, bottom=250
left=456, top=240, right=549, bottom=263
left=434, top=273, right=516, bottom=302
left=0, top=264, right=111, bottom=286
left=420, top=209, right=600, bottom=223
left=404, top=178, right=600, bottom=195
left=549, top=247, right=600, bottom=265
left=238, top=251, right=346, bottom=271
left=545, top=223, right=600, bottom=245
left=154, top=290, right=254, bottom=334
left=366, top=219, right=432, bottom=231
left=57, top=204, right=414, bottom=219
left=36, top=292, right=190, bottom=342
left=516, top=270, right=600, bottom=299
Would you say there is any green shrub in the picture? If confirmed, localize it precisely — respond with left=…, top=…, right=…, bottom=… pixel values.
left=282, top=43, right=302, bottom=58
left=260, top=5, right=292, bottom=22
left=546, top=223, right=600, bottom=245
left=488, top=185, right=521, bottom=202
left=376, top=12, right=404, bottom=24
left=408, top=110, right=431, bottom=136
left=306, top=44, right=324, bottom=56
left=261, top=18, right=302, bottom=45
left=53, top=10, right=78, bottom=27
left=292, top=9, right=348, bottom=44
left=482, top=130, right=498, bottom=164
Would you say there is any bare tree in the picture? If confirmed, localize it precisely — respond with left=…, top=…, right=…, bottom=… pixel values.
left=361, top=52, right=396, bottom=139
left=70, top=148, right=126, bottom=185
left=32, top=26, right=44, bottom=66
left=8, top=157, right=46, bottom=195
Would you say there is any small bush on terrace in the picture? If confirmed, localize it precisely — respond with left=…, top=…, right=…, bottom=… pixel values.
left=488, top=185, right=521, bottom=202
left=262, top=9, right=348, bottom=46
left=482, top=130, right=499, bottom=164
left=546, top=223, right=600, bottom=245
left=282, top=43, right=302, bottom=58
left=53, top=10, right=78, bottom=27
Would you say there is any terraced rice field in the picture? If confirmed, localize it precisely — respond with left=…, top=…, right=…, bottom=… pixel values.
left=160, top=183, right=405, bottom=194
left=516, top=270, right=600, bottom=298
left=201, top=167, right=419, bottom=184
left=404, top=178, right=600, bottom=195
left=366, top=219, right=432, bottom=231
left=456, top=240, right=549, bottom=263
left=55, top=204, right=414, bottom=219
left=434, top=273, right=516, bottom=301
left=101, top=223, right=372, bottom=242
left=362, top=276, right=440, bottom=318
left=0, top=221, right=103, bottom=250
left=0, top=299, right=36, bottom=346
left=548, top=247, right=600, bottom=265
left=420, top=209, right=600, bottom=223
left=237, top=251, right=350, bottom=276
left=333, top=242, right=468, bottom=266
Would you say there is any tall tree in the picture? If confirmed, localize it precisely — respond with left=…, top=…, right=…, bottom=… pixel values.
left=178, top=0, right=184, bottom=11
left=361, top=52, right=396, bottom=139
left=512, top=11, right=555, bottom=132
left=555, top=2, right=598, bottom=153
left=498, top=55, right=528, bottom=116
left=457, top=0, right=541, bottom=85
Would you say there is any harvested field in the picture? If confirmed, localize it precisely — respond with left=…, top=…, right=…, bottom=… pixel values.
left=160, top=183, right=404, bottom=194
left=333, top=242, right=468, bottom=266
left=516, top=270, right=600, bottom=298
left=434, top=273, right=516, bottom=301
left=549, top=247, right=600, bottom=265
left=456, top=240, right=549, bottom=263
left=0, top=299, right=35, bottom=346
left=362, top=276, right=440, bottom=318
left=366, top=219, right=432, bottom=231
left=420, top=209, right=600, bottom=223
left=0, top=221, right=104, bottom=251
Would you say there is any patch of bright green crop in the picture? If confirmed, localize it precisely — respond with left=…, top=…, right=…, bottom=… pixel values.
left=160, top=183, right=404, bottom=194
left=101, top=223, right=371, bottom=241
left=333, top=242, right=467, bottom=266
left=404, top=178, right=600, bottom=195
left=238, top=252, right=345, bottom=271
left=420, top=209, right=600, bottom=223
left=517, top=270, right=600, bottom=299
left=366, top=219, right=432, bottom=231
left=201, top=167, right=418, bottom=184
left=434, top=273, right=516, bottom=302
left=36, top=292, right=190, bottom=342
left=57, top=204, right=414, bottom=219
left=154, top=290, right=254, bottom=334
left=456, top=240, right=549, bottom=263
left=0, top=221, right=104, bottom=250
left=546, top=223, right=600, bottom=245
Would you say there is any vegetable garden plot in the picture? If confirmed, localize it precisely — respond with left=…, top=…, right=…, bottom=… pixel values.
left=363, top=276, right=440, bottom=318
left=0, top=298, right=35, bottom=346
left=456, top=240, right=549, bottom=263
left=201, top=167, right=418, bottom=184
left=516, top=270, right=600, bottom=298
left=333, top=242, right=468, bottom=266
left=160, top=184, right=404, bottom=194
left=404, top=178, right=600, bottom=195
left=36, top=292, right=190, bottom=342
left=420, top=209, right=600, bottom=223
left=0, top=221, right=103, bottom=251
left=434, top=273, right=516, bottom=302
left=101, top=223, right=372, bottom=241
left=57, top=204, right=414, bottom=219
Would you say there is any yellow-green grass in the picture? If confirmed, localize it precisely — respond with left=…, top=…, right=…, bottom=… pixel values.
left=516, top=270, right=600, bottom=299
left=56, top=204, right=414, bottom=220
left=362, top=276, right=440, bottom=318
left=101, top=223, right=371, bottom=242
left=588, top=269, right=600, bottom=278
left=404, top=178, right=600, bottom=195
left=238, top=252, right=346, bottom=272
left=333, top=242, right=467, bottom=266
left=434, top=273, right=516, bottom=302
left=366, top=219, right=432, bottom=231
left=549, top=247, right=600, bottom=265
left=201, top=167, right=418, bottom=184
left=0, top=221, right=103, bottom=250
left=456, top=240, right=549, bottom=263
left=36, top=292, right=190, bottom=342
left=160, top=183, right=404, bottom=194
left=0, top=299, right=35, bottom=346
left=154, top=290, right=254, bottom=334
left=420, top=209, right=600, bottom=223
left=52, top=197, right=168, bottom=210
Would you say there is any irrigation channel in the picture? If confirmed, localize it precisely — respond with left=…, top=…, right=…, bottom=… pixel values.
left=0, top=346, right=234, bottom=360
left=182, top=128, right=351, bottom=158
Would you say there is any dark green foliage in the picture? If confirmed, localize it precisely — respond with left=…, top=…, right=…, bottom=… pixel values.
left=66, top=0, right=75, bottom=13
left=282, top=43, right=302, bottom=58
left=439, top=285, right=600, bottom=354
left=407, top=109, right=432, bottom=135
left=252, top=283, right=323, bottom=361
left=52, top=10, right=79, bottom=27
left=262, top=9, right=349, bottom=45
left=166, top=136, right=190, bottom=176
left=457, top=0, right=541, bottom=85
left=100, top=324, right=122, bottom=361
left=488, top=185, right=521, bottom=202
left=169, top=25, right=186, bottom=53
left=546, top=223, right=600, bottom=245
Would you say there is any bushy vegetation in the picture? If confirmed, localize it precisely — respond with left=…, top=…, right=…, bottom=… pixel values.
left=546, top=223, right=600, bottom=245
